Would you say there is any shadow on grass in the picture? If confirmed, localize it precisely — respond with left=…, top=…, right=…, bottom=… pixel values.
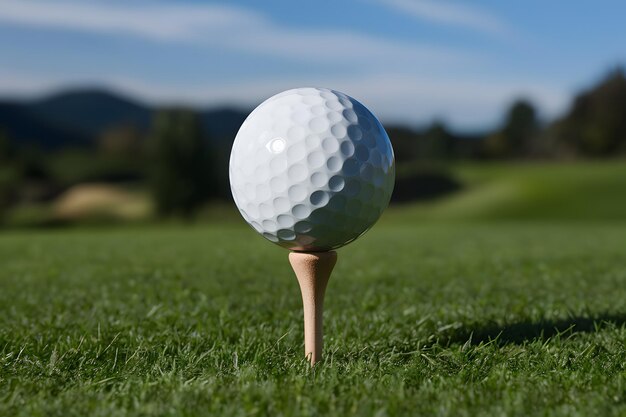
left=444, top=313, right=626, bottom=346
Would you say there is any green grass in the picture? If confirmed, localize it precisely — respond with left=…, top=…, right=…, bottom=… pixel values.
left=394, top=160, right=626, bottom=221
left=1, top=220, right=625, bottom=416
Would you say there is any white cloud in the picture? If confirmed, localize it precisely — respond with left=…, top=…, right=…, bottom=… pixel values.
left=0, top=0, right=469, bottom=65
left=374, top=0, right=512, bottom=37
left=0, top=1, right=560, bottom=128
left=0, top=1, right=263, bottom=41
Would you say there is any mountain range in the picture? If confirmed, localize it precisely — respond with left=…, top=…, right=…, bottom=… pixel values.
left=0, top=89, right=250, bottom=148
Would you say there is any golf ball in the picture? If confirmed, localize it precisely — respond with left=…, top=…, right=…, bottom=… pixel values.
left=229, top=87, right=395, bottom=251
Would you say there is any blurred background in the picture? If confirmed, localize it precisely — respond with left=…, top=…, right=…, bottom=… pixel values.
left=0, top=0, right=624, bottom=227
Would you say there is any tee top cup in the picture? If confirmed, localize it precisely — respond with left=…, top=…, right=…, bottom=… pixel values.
left=229, top=87, right=395, bottom=364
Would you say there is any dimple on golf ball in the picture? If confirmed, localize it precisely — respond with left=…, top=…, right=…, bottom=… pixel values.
left=229, top=87, right=395, bottom=251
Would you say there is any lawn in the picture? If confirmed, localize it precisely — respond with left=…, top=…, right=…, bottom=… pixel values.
left=1, top=219, right=625, bottom=416
left=394, top=160, right=626, bottom=221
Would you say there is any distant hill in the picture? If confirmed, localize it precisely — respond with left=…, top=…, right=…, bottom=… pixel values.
left=31, top=90, right=152, bottom=138
left=0, top=88, right=249, bottom=148
left=199, top=108, right=248, bottom=141
left=0, top=101, right=88, bottom=148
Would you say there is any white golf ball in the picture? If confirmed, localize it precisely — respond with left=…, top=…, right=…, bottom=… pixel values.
left=229, top=87, right=395, bottom=251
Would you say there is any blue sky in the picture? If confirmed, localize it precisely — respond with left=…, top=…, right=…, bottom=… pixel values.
left=0, top=0, right=624, bottom=129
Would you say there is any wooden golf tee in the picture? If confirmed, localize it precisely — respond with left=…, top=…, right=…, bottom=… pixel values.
left=289, top=250, right=337, bottom=366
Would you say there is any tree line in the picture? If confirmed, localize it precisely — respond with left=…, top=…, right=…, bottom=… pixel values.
left=392, top=68, right=626, bottom=162
left=0, top=68, right=625, bottom=222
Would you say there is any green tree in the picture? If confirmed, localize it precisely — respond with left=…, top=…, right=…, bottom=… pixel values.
left=554, top=68, right=626, bottom=156
left=386, top=126, right=420, bottom=164
left=485, top=99, right=538, bottom=158
left=420, top=120, right=455, bottom=160
left=149, top=109, right=213, bottom=218
left=0, top=129, right=12, bottom=162
left=0, top=130, right=17, bottom=224
left=98, top=125, right=144, bottom=157
left=387, top=121, right=456, bottom=164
